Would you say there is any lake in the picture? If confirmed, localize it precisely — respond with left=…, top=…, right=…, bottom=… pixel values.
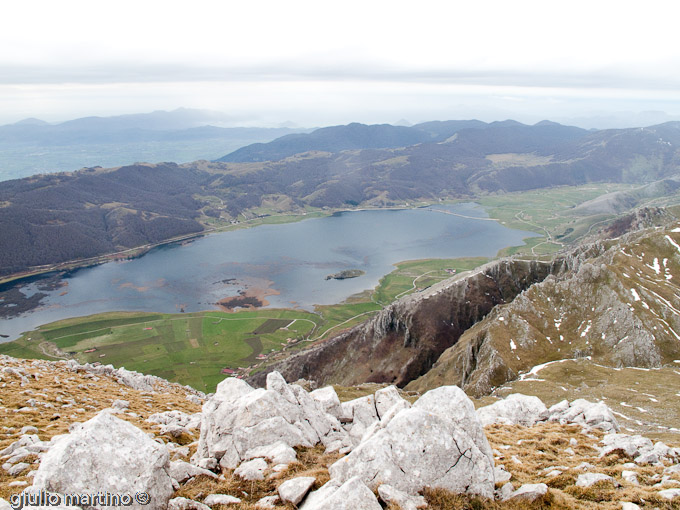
left=0, top=203, right=536, bottom=341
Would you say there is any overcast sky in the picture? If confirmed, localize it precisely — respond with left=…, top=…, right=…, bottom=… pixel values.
left=2, top=0, right=680, bottom=127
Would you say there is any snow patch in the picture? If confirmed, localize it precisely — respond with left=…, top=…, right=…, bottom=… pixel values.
left=648, top=258, right=661, bottom=274
left=519, top=359, right=570, bottom=380
left=665, top=235, right=680, bottom=254
left=510, top=339, right=517, bottom=350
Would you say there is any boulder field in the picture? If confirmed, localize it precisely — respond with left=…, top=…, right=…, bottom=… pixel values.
left=1, top=358, right=680, bottom=509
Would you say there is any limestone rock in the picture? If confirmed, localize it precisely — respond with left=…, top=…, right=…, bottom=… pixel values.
left=494, top=466, right=512, bottom=483
left=576, top=473, right=616, bottom=487
left=659, top=488, right=680, bottom=499
left=377, top=484, right=427, bottom=510
left=244, top=441, right=297, bottom=466
left=299, top=477, right=382, bottom=510
left=329, top=406, right=494, bottom=498
left=546, top=399, right=619, bottom=432
left=203, top=494, right=241, bottom=506
left=412, top=385, right=494, bottom=464
left=374, top=386, right=406, bottom=419
left=503, top=483, right=548, bottom=501
left=309, top=386, right=342, bottom=419
left=234, top=458, right=267, bottom=481
left=168, top=498, right=210, bottom=510
left=148, top=410, right=201, bottom=430
left=340, top=395, right=378, bottom=443
left=255, top=495, right=279, bottom=509
left=0, top=434, right=41, bottom=457
left=7, top=463, right=30, bottom=476
left=169, top=461, right=217, bottom=484
left=197, top=372, right=347, bottom=468
left=277, top=476, right=316, bottom=505
left=32, top=411, right=173, bottom=510
left=477, top=393, right=547, bottom=427
left=597, top=433, right=675, bottom=465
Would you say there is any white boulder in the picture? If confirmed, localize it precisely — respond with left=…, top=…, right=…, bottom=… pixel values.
left=546, top=399, right=619, bottom=432
left=244, top=441, right=297, bottom=466
left=277, top=476, right=316, bottom=505
left=329, top=406, right=495, bottom=498
left=377, top=484, right=427, bottom=510
left=659, top=488, right=680, bottom=500
left=234, top=458, right=267, bottom=481
left=169, top=461, right=217, bottom=484
left=196, top=372, right=348, bottom=468
left=374, top=386, right=407, bottom=419
left=503, top=483, right=548, bottom=502
left=299, top=477, right=382, bottom=510
left=32, top=411, right=173, bottom=510
left=203, top=494, right=240, bottom=506
left=412, top=385, right=494, bottom=464
left=168, top=498, right=210, bottom=510
left=477, top=394, right=547, bottom=427
left=576, top=473, right=617, bottom=487
left=310, top=386, right=342, bottom=419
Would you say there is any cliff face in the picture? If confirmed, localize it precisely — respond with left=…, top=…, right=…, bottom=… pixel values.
left=408, top=222, right=680, bottom=396
left=249, top=258, right=563, bottom=388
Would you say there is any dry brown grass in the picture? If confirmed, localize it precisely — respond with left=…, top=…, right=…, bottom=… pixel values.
left=484, top=422, right=680, bottom=509
left=0, top=356, right=201, bottom=499
left=172, top=445, right=341, bottom=509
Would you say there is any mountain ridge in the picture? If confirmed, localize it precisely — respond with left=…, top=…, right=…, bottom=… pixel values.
left=1, top=119, right=679, bottom=278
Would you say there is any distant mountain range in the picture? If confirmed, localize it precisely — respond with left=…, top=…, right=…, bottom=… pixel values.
left=0, top=109, right=309, bottom=181
left=217, top=120, right=488, bottom=162
left=1, top=119, right=680, bottom=277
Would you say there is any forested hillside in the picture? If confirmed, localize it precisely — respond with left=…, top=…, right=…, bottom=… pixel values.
left=1, top=120, right=679, bottom=277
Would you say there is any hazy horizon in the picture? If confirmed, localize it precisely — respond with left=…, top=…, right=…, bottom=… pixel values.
left=2, top=0, right=680, bottom=130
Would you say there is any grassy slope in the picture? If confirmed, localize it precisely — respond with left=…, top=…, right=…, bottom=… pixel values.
left=483, top=358, right=680, bottom=444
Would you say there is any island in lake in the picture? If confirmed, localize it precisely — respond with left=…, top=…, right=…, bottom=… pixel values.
left=325, top=269, right=365, bottom=280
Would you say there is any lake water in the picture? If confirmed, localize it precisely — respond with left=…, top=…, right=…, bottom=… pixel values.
left=0, top=203, right=536, bottom=341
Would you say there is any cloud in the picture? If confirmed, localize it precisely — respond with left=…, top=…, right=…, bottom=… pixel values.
left=3, top=60, right=680, bottom=96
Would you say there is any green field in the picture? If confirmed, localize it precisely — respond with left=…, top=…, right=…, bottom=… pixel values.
left=0, top=310, right=319, bottom=392
left=477, top=183, right=639, bottom=256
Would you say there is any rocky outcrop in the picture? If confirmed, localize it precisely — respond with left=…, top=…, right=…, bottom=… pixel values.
left=545, top=399, right=620, bottom=433
left=61, top=359, right=205, bottom=398
left=195, top=372, right=351, bottom=469
left=477, top=394, right=620, bottom=433
left=598, top=433, right=680, bottom=464
left=329, top=405, right=495, bottom=498
left=408, top=224, right=680, bottom=396
left=477, top=393, right=547, bottom=427
left=249, top=258, right=561, bottom=388
left=277, top=477, right=316, bottom=505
